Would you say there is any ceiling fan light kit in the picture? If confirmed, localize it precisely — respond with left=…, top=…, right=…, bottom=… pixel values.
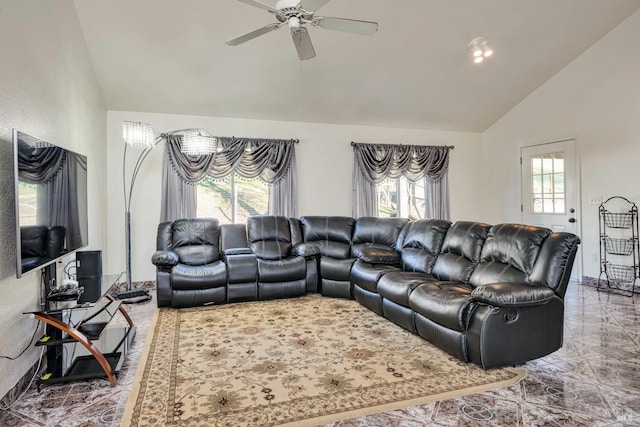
left=228, top=0, right=378, bottom=60
left=468, top=37, right=493, bottom=64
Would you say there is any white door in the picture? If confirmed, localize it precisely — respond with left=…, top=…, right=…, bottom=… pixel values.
left=521, top=139, right=580, bottom=279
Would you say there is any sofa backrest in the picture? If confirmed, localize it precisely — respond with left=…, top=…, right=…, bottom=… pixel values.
left=432, top=221, right=491, bottom=283
left=220, top=223, right=249, bottom=251
left=158, top=218, right=221, bottom=266
left=247, top=215, right=294, bottom=260
left=299, top=216, right=355, bottom=258
left=469, top=223, right=551, bottom=287
left=396, top=219, right=451, bottom=273
left=528, top=232, right=581, bottom=297
left=351, top=217, right=409, bottom=255
left=20, top=225, right=66, bottom=259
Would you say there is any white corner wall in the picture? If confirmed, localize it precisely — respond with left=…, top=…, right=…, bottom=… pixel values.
left=0, top=1, right=107, bottom=400
left=480, top=9, right=640, bottom=279
left=106, top=111, right=483, bottom=281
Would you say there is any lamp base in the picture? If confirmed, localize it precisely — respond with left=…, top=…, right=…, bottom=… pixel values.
left=112, top=289, right=152, bottom=304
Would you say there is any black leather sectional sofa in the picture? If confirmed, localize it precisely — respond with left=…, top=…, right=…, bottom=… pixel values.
left=152, top=215, right=580, bottom=369
left=20, top=225, right=66, bottom=271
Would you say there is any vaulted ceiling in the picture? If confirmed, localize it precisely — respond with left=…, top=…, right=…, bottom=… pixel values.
left=73, top=0, right=640, bottom=132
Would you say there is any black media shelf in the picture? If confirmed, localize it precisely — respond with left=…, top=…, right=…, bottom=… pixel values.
left=28, top=295, right=137, bottom=389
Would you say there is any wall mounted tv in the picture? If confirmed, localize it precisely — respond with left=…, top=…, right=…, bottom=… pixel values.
left=13, top=129, right=88, bottom=278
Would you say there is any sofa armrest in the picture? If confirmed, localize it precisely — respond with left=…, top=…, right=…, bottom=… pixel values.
left=151, top=250, right=179, bottom=271
left=224, top=247, right=253, bottom=256
left=471, top=282, right=557, bottom=307
left=352, top=246, right=400, bottom=264
left=292, top=243, right=321, bottom=258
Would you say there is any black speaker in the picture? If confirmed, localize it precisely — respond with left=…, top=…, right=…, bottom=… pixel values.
left=76, top=250, right=102, bottom=303
left=76, top=250, right=102, bottom=278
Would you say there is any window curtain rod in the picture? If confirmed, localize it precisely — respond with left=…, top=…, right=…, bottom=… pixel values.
left=350, top=141, right=454, bottom=149
left=159, top=132, right=299, bottom=144
left=230, top=136, right=299, bottom=143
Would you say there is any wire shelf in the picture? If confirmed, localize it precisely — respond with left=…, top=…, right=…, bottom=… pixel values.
left=605, top=263, right=636, bottom=284
left=603, top=212, right=633, bottom=229
left=604, top=238, right=635, bottom=256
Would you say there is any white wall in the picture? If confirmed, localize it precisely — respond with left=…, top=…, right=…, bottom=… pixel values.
left=106, top=111, right=482, bottom=281
left=0, top=1, right=107, bottom=399
left=480, top=9, right=640, bottom=278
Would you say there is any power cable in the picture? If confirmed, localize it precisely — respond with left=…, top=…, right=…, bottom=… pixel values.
left=0, top=320, right=40, bottom=360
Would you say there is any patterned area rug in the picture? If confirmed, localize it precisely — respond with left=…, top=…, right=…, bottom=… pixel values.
left=122, top=295, right=525, bottom=426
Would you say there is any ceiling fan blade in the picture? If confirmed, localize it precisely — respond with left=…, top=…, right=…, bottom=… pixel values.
left=291, top=27, right=316, bottom=60
left=302, top=0, right=331, bottom=11
left=314, top=17, right=378, bottom=35
left=226, top=23, right=281, bottom=46
left=235, top=0, right=278, bottom=13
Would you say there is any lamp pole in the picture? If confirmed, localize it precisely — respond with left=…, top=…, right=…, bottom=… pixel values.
left=119, top=129, right=157, bottom=299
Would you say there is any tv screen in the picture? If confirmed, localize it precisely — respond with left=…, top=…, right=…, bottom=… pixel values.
left=13, top=130, right=88, bottom=277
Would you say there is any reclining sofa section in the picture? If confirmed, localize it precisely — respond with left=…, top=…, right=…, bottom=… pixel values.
left=152, top=216, right=580, bottom=369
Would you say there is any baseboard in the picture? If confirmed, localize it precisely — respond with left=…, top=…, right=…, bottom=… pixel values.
left=581, top=276, right=599, bottom=287
left=0, top=357, right=41, bottom=408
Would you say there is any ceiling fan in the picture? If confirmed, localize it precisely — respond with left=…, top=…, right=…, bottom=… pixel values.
left=226, top=0, right=378, bottom=60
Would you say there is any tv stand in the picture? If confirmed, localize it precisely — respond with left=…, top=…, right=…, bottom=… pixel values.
left=29, top=294, right=136, bottom=389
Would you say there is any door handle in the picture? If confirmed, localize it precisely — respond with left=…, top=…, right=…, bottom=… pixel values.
left=568, top=218, right=576, bottom=223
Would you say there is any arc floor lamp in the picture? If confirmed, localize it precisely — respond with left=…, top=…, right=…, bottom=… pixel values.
left=117, top=121, right=217, bottom=301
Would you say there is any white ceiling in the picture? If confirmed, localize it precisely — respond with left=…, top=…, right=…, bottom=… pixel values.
left=73, top=0, right=640, bottom=132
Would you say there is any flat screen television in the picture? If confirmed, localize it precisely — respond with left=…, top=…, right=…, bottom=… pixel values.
left=13, top=129, right=88, bottom=278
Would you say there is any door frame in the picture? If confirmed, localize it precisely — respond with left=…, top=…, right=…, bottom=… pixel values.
left=520, top=138, right=583, bottom=280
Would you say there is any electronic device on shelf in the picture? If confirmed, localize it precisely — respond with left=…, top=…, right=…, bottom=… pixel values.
left=47, top=285, right=82, bottom=300
left=47, top=280, right=84, bottom=309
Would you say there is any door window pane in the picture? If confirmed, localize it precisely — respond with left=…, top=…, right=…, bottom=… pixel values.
left=530, top=152, right=565, bottom=214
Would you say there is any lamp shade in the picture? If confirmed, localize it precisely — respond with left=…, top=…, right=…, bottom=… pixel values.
left=181, top=129, right=217, bottom=155
left=122, top=121, right=154, bottom=149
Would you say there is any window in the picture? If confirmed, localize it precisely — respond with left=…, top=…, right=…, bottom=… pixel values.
left=18, top=182, right=38, bottom=226
left=530, top=152, right=565, bottom=214
left=376, top=177, right=426, bottom=220
left=196, top=174, right=269, bottom=224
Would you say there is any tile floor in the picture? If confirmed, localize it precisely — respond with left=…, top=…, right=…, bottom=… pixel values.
left=0, top=282, right=638, bottom=426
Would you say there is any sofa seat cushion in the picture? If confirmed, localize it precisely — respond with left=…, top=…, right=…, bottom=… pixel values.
left=171, top=262, right=227, bottom=290
left=377, top=271, right=435, bottom=307
left=351, top=261, right=402, bottom=292
left=320, top=256, right=355, bottom=281
left=409, top=281, right=476, bottom=333
left=257, top=256, right=306, bottom=282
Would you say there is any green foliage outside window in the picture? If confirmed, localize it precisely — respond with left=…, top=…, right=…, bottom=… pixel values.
left=197, top=174, right=269, bottom=224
